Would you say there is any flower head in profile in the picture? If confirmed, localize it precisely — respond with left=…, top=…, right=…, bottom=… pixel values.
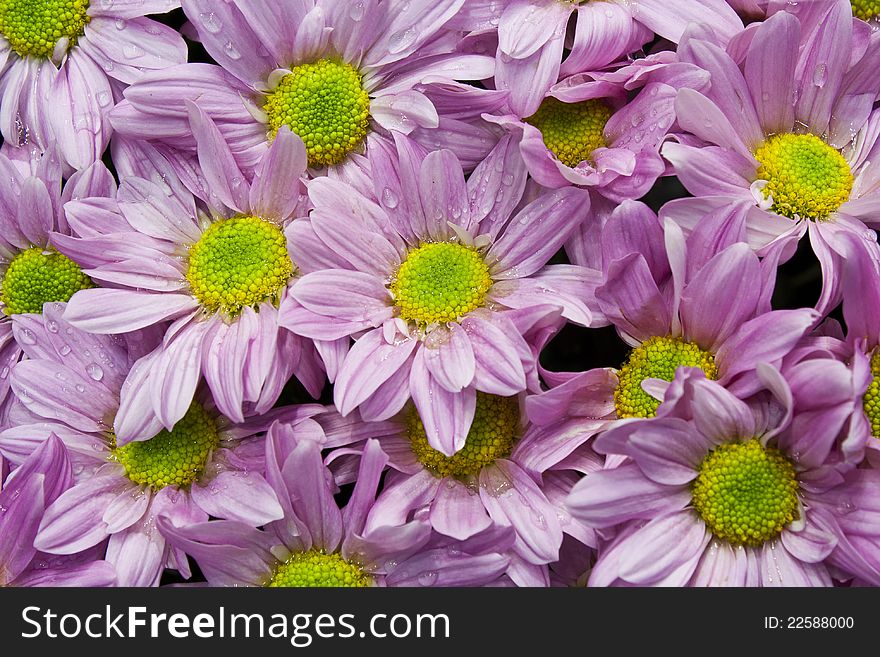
left=0, top=304, right=291, bottom=586
left=0, top=434, right=116, bottom=587
left=56, top=108, right=325, bottom=437
left=0, top=146, right=115, bottom=407
left=661, top=4, right=880, bottom=313
left=111, top=0, right=501, bottom=179
left=283, top=133, right=600, bottom=455
left=567, top=368, right=880, bottom=586
left=0, top=0, right=185, bottom=170
left=158, top=430, right=513, bottom=588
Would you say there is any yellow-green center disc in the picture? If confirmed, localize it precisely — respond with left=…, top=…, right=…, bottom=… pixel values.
left=753, top=133, right=853, bottom=220
left=112, top=402, right=220, bottom=490
left=267, top=550, right=370, bottom=588
left=391, top=242, right=492, bottom=327
left=1, top=246, right=95, bottom=315
left=851, top=0, right=880, bottom=20
left=407, top=393, right=520, bottom=478
left=692, top=439, right=800, bottom=547
left=186, top=215, right=294, bottom=316
left=524, top=97, right=611, bottom=168
left=263, top=58, right=371, bottom=168
left=0, top=0, right=89, bottom=58
left=614, top=336, right=718, bottom=419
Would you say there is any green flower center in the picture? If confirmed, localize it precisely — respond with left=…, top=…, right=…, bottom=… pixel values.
left=186, top=215, right=294, bottom=316
left=390, top=242, right=492, bottom=327
left=851, top=0, right=880, bottom=20
left=862, top=349, right=880, bottom=438
left=524, top=97, right=611, bottom=168
left=112, top=402, right=220, bottom=490
left=0, top=0, right=89, bottom=58
left=267, top=550, right=370, bottom=588
left=263, top=58, right=371, bottom=168
left=407, top=393, right=520, bottom=478
left=1, top=247, right=94, bottom=315
left=614, top=336, right=718, bottom=419
left=692, top=439, right=800, bottom=547
left=753, top=133, right=853, bottom=221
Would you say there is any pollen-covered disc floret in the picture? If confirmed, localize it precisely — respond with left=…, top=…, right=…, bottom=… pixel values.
left=524, top=97, right=611, bottom=168
left=753, top=133, right=853, bottom=220
left=851, top=0, right=880, bottom=20
left=0, top=0, right=89, bottom=58
left=391, top=242, right=492, bottom=327
left=407, top=393, right=520, bottom=478
left=614, top=336, right=718, bottom=419
left=267, top=550, right=370, bottom=588
left=112, top=402, right=220, bottom=490
left=1, top=247, right=95, bottom=315
left=692, top=439, right=800, bottom=547
left=263, top=59, right=371, bottom=168
left=862, top=349, right=880, bottom=438
left=187, top=215, right=294, bottom=316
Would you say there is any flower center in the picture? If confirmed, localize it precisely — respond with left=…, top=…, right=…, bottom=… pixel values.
left=263, top=59, right=371, bottom=168
left=692, top=439, right=800, bottom=547
left=112, top=402, right=220, bottom=490
left=0, top=0, right=89, bottom=58
left=1, top=247, right=94, bottom=315
left=391, top=242, right=492, bottom=327
left=407, top=393, right=520, bottom=478
left=614, top=336, right=718, bottom=419
left=862, top=349, right=880, bottom=439
left=753, top=133, right=853, bottom=220
left=851, top=0, right=880, bottom=20
left=186, top=215, right=294, bottom=316
left=524, top=97, right=611, bottom=168
left=267, top=550, right=370, bottom=588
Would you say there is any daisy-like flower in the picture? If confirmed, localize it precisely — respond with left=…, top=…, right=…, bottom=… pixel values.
left=1, top=434, right=116, bottom=586
left=567, top=368, right=880, bottom=586
left=555, top=200, right=817, bottom=432
left=306, top=390, right=601, bottom=583
left=110, top=0, right=501, bottom=180
left=0, top=0, right=185, bottom=170
left=831, top=230, right=880, bottom=466
left=0, top=304, right=289, bottom=586
left=55, top=108, right=325, bottom=437
left=282, top=133, right=598, bottom=455
left=486, top=55, right=709, bottom=201
left=157, top=433, right=513, bottom=588
left=660, top=4, right=880, bottom=314
left=477, top=0, right=741, bottom=119
left=0, top=146, right=114, bottom=408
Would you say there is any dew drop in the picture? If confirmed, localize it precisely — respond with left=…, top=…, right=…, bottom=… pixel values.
left=86, top=363, right=104, bottom=381
left=417, top=571, right=438, bottom=587
left=18, top=329, right=37, bottom=345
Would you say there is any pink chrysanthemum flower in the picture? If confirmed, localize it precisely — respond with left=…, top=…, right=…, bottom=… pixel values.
left=158, top=433, right=514, bottom=588
left=282, top=133, right=599, bottom=455
left=0, top=146, right=114, bottom=408
left=0, top=434, right=116, bottom=587
left=110, top=0, right=501, bottom=180
left=567, top=368, right=880, bottom=586
left=0, top=305, right=300, bottom=586
left=55, top=108, right=325, bottom=437
left=0, top=0, right=185, bottom=170
left=542, top=201, right=818, bottom=440
left=300, top=390, right=600, bottom=585
left=660, top=4, right=880, bottom=313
